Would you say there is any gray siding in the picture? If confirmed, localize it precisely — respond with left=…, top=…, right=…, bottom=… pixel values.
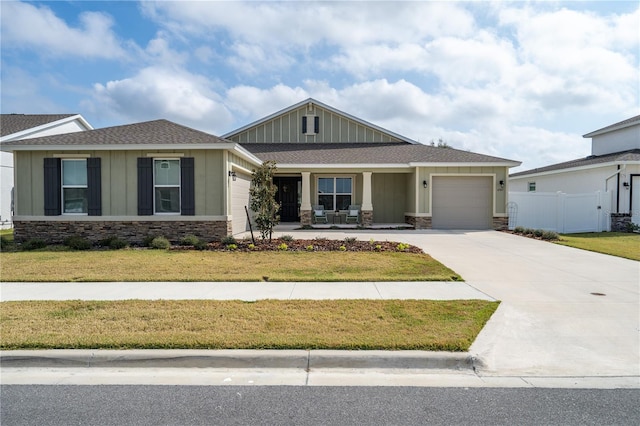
left=372, top=173, right=407, bottom=223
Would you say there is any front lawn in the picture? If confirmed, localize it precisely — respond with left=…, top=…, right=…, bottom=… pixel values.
left=0, top=250, right=461, bottom=282
left=0, top=299, right=498, bottom=351
left=555, top=232, right=640, bottom=261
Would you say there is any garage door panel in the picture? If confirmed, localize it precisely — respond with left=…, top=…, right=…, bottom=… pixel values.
left=231, top=173, right=251, bottom=235
left=432, top=176, right=492, bottom=229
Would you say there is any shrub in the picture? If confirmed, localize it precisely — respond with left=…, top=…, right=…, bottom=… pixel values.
left=180, top=235, right=201, bottom=246
left=375, top=244, right=382, bottom=251
left=149, top=236, right=171, bottom=250
left=524, top=228, right=535, bottom=235
left=314, top=236, right=327, bottom=241
left=63, top=236, right=92, bottom=250
left=221, top=235, right=237, bottom=245
left=339, top=245, right=347, bottom=251
left=344, top=237, right=357, bottom=244
left=142, top=235, right=157, bottom=247
left=248, top=243, right=256, bottom=250
left=0, top=235, right=13, bottom=251
left=108, top=237, right=128, bottom=250
left=21, top=238, right=47, bottom=251
left=513, top=226, right=525, bottom=234
left=226, top=244, right=238, bottom=250
left=280, top=234, right=294, bottom=242
left=306, top=245, right=314, bottom=251
left=533, top=229, right=544, bottom=238
left=278, top=243, right=288, bottom=251
left=541, top=230, right=559, bottom=241
left=396, top=243, right=410, bottom=251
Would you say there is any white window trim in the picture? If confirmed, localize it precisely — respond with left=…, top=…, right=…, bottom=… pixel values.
left=153, top=158, right=181, bottom=215
left=61, top=158, right=88, bottom=215
left=316, top=175, right=355, bottom=211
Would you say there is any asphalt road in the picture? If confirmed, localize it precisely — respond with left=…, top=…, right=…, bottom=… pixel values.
left=2, top=385, right=638, bottom=425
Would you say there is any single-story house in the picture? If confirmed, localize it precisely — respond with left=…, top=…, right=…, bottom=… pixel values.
left=509, top=115, right=640, bottom=231
left=1, top=99, right=520, bottom=244
left=0, top=114, right=93, bottom=229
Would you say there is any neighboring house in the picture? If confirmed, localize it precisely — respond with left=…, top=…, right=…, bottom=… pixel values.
left=224, top=98, right=520, bottom=230
left=1, top=99, right=520, bottom=244
left=509, top=115, right=640, bottom=232
left=0, top=114, right=93, bottom=229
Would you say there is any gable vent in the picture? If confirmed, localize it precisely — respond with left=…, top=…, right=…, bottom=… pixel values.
left=302, top=115, right=319, bottom=135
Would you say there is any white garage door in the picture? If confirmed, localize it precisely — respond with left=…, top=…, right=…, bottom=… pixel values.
left=432, top=176, right=493, bottom=229
left=231, top=172, right=252, bottom=235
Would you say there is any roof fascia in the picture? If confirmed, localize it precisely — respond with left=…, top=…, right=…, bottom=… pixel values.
left=583, top=118, right=640, bottom=138
left=274, top=161, right=520, bottom=169
left=509, top=159, right=640, bottom=179
left=0, top=114, right=93, bottom=142
left=409, top=161, right=521, bottom=168
left=222, top=97, right=419, bottom=144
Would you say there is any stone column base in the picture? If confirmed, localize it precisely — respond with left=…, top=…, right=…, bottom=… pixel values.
left=361, top=210, right=373, bottom=227
left=610, top=213, right=632, bottom=232
left=492, top=217, right=509, bottom=231
left=300, top=210, right=312, bottom=226
left=405, top=215, right=431, bottom=229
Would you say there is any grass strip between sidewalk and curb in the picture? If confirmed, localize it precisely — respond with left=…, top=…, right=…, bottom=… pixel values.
left=0, top=299, right=498, bottom=351
left=0, top=251, right=461, bottom=282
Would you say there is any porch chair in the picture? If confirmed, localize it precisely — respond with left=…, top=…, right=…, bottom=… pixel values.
left=345, top=205, right=360, bottom=224
left=313, top=205, right=328, bottom=224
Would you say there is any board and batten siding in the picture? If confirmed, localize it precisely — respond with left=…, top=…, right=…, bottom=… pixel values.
left=13, top=150, right=226, bottom=217
left=228, top=104, right=404, bottom=144
left=372, top=173, right=407, bottom=223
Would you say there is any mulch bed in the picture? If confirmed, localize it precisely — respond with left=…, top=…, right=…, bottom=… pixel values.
left=174, top=238, right=424, bottom=253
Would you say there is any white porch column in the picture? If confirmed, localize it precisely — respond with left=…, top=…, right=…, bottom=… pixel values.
left=300, top=172, right=312, bottom=210
left=362, top=171, right=373, bottom=211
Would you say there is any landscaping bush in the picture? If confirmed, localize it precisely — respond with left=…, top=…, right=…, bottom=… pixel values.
left=226, top=244, right=238, bottom=250
left=108, top=238, right=128, bottom=250
left=541, top=230, right=559, bottom=241
left=142, top=235, right=157, bottom=247
left=180, top=235, right=201, bottom=246
left=524, top=228, right=535, bottom=235
left=0, top=235, right=13, bottom=251
left=513, top=226, right=525, bottom=234
left=280, top=234, right=294, bottom=242
left=21, top=238, right=47, bottom=251
left=344, top=237, right=357, bottom=244
left=278, top=243, right=288, bottom=251
left=149, top=236, right=171, bottom=250
left=63, top=236, right=92, bottom=250
left=221, top=235, right=237, bottom=245
left=533, top=229, right=544, bottom=238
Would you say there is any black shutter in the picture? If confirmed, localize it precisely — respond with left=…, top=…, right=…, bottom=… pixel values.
left=137, top=157, right=154, bottom=215
left=301, top=116, right=307, bottom=134
left=43, top=158, right=61, bottom=215
left=314, top=116, right=319, bottom=134
left=180, top=157, right=195, bottom=215
left=87, top=158, right=102, bottom=216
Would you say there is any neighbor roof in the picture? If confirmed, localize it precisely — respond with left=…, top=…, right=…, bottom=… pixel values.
left=244, top=143, right=520, bottom=167
left=583, top=114, right=640, bottom=138
left=1, top=114, right=78, bottom=137
left=510, top=149, right=640, bottom=178
left=1, top=119, right=232, bottom=148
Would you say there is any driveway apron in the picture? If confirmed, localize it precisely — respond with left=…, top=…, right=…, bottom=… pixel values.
left=279, top=229, right=640, bottom=378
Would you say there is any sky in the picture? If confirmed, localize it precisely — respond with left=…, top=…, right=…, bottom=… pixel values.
left=1, top=1, right=638, bottom=172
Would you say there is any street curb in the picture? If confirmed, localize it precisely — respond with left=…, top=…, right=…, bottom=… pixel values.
left=0, top=349, right=483, bottom=371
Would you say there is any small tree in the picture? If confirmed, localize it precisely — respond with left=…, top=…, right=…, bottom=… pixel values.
left=249, top=160, right=280, bottom=242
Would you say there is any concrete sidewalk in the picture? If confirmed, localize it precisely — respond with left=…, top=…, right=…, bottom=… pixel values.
left=0, top=280, right=493, bottom=301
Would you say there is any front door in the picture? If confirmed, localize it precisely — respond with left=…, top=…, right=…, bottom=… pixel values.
left=274, top=177, right=301, bottom=222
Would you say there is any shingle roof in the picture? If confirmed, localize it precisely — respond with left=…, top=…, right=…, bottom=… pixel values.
left=583, top=115, right=640, bottom=137
left=0, top=114, right=77, bottom=137
left=1, top=119, right=231, bottom=147
left=244, top=143, right=519, bottom=165
left=510, top=149, right=640, bottom=177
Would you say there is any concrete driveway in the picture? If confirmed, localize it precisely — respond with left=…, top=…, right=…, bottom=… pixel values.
left=278, top=229, right=640, bottom=378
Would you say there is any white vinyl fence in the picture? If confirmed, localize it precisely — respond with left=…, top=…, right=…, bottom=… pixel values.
left=508, top=191, right=613, bottom=233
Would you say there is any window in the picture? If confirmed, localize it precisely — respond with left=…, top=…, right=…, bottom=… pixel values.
left=62, top=159, right=88, bottom=214
left=317, top=177, right=352, bottom=211
left=154, top=159, right=180, bottom=213
left=528, top=182, right=536, bottom=192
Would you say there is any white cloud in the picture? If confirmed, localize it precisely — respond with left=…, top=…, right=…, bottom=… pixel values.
left=0, top=1, right=128, bottom=59
left=88, top=67, right=233, bottom=133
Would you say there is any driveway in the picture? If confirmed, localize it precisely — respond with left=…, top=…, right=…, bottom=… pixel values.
left=278, top=229, right=640, bottom=378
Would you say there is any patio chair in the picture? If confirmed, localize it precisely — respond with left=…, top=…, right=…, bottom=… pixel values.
left=313, top=205, right=328, bottom=224
left=345, top=205, right=360, bottom=224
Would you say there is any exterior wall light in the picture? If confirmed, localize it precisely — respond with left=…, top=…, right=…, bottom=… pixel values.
left=499, top=180, right=505, bottom=189
left=623, top=182, right=630, bottom=189
left=228, top=171, right=237, bottom=181
left=423, top=180, right=428, bottom=188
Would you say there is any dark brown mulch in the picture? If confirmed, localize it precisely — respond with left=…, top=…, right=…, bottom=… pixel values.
left=174, top=238, right=424, bottom=253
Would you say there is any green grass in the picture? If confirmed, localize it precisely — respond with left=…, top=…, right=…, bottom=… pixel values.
left=0, top=299, right=499, bottom=351
left=0, top=250, right=461, bottom=282
left=555, top=232, right=640, bottom=261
